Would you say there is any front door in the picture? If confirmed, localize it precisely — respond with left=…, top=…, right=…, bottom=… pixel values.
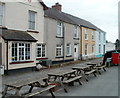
left=74, top=45, right=78, bottom=61
left=0, top=43, right=2, bottom=65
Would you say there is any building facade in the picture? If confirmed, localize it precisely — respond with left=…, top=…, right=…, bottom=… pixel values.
left=0, top=0, right=45, bottom=71
left=44, top=5, right=80, bottom=63
left=96, top=30, right=106, bottom=57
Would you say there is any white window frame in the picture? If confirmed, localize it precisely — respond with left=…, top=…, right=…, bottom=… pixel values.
left=0, top=3, right=5, bottom=26
left=11, top=42, right=31, bottom=62
left=56, top=45, right=63, bottom=57
left=85, top=29, right=88, bottom=40
left=85, top=44, right=88, bottom=55
left=92, top=44, right=95, bottom=53
left=57, top=22, right=63, bottom=37
left=36, top=44, right=46, bottom=58
left=66, top=43, right=71, bottom=56
left=99, top=44, right=101, bottom=54
left=28, top=10, right=36, bottom=30
left=74, top=26, right=78, bottom=38
left=92, top=31, right=95, bottom=40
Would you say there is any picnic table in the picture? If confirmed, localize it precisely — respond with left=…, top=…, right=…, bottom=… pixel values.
left=48, top=69, right=82, bottom=93
left=72, top=65, right=97, bottom=81
left=2, top=77, right=56, bottom=98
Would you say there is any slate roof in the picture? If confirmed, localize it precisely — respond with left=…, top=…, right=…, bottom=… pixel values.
left=44, top=8, right=106, bottom=32
left=1, top=28, right=37, bottom=42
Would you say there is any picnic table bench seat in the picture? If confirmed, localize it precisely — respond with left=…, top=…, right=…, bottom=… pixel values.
left=22, top=85, right=56, bottom=98
left=85, top=69, right=97, bottom=77
left=95, top=65, right=107, bottom=74
left=62, top=75, right=82, bottom=86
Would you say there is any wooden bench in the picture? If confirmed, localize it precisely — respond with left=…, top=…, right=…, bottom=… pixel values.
left=62, top=76, right=82, bottom=86
left=84, top=69, right=97, bottom=77
left=22, top=85, right=56, bottom=98
left=95, top=65, right=106, bottom=74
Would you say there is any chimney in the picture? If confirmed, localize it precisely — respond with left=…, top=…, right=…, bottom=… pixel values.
left=52, top=3, right=62, bottom=11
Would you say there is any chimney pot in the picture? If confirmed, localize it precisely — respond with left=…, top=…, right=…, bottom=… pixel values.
left=52, top=2, right=62, bottom=11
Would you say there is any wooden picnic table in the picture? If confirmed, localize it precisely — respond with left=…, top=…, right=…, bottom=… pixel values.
left=72, top=65, right=97, bottom=81
left=48, top=69, right=82, bottom=93
left=2, top=77, right=56, bottom=98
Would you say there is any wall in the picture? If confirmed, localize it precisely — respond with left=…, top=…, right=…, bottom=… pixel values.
left=81, top=27, right=96, bottom=59
left=44, top=17, right=80, bottom=62
left=96, top=30, right=106, bottom=57
left=106, top=42, right=115, bottom=52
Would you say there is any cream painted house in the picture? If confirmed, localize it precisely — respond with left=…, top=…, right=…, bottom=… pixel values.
left=0, top=0, right=46, bottom=72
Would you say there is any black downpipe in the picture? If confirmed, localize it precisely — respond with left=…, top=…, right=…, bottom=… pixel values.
left=63, top=23, right=65, bottom=62
left=6, top=41, right=8, bottom=75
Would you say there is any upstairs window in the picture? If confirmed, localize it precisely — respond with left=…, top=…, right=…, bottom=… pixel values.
left=92, top=31, right=95, bottom=40
left=99, top=32, right=101, bottom=41
left=85, top=29, right=88, bottom=40
left=57, top=22, right=63, bottom=37
left=74, top=26, right=78, bottom=38
left=29, top=11, right=36, bottom=30
left=0, top=3, right=5, bottom=26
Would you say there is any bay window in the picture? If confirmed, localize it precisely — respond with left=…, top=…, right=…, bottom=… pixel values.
left=12, top=43, right=31, bottom=62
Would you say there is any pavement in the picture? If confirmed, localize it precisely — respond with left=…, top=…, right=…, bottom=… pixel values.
left=1, top=58, right=119, bottom=97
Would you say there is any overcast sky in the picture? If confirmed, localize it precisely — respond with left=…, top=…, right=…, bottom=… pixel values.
left=43, top=0, right=119, bottom=43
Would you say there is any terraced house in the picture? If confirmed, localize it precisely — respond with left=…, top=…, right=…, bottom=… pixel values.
left=0, top=0, right=46, bottom=72
left=44, top=3, right=106, bottom=62
left=0, top=1, right=106, bottom=72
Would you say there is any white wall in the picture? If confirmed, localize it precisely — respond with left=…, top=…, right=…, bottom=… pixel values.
left=3, top=1, right=44, bottom=42
left=106, top=42, right=115, bottom=52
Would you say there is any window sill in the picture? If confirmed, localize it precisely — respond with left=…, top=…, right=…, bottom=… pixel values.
left=36, top=58, right=48, bottom=60
left=73, top=38, right=79, bottom=40
left=10, top=61, right=34, bottom=64
left=55, top=56, right=64, bottom=58
left=66, top=55, right=72, bottom=57
left=27, top=30, right=39, bottom=33
left=56, top=36, right=64, bottom=38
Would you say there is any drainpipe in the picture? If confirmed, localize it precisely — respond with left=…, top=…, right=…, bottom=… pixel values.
left=80, top=26, right=83, bottom=60
left=63, top=23, right=65, bottom=62
left=6, top=41, right=8, bottom=75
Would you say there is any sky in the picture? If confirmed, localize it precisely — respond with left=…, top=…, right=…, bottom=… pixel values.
left=43, top=0, right=119, bottom=43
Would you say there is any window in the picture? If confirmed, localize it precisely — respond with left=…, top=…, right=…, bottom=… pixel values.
left=85, top=44, right=88, bottom=55
left=92, top=31, right=95, bottom=40
left=29, top=11, right=36, bottom=30
left=99, top=32, right=101, bottom=41
left=92, top=44, right=95, bottom=53
left=99, top=44, right=101, bottom=54
left=0, top=3, right=5, bottom=26
left=74, top=26, right=78, bottom=38
left=36, top=44, right=46, bottom=58
left=85, top=29, right=88, bottom=40
left=66, top=44, right=71, bottom=56
left=57, top=22, right=63, bottom=37
left=12, top=43, right=31, bottom=62
left=104, top=33, right=106, bottom=41
left=56, top=45, right=62, bottom=57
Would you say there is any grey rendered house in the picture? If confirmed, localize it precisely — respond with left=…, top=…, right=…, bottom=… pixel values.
left=44, top=3, right=81, bottom=64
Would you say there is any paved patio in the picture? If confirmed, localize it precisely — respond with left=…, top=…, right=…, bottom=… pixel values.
left=1, top=58, right=119, bottom=97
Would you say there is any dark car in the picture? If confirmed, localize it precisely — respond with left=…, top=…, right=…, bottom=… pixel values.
left=102, top=49, right=120, bottom=65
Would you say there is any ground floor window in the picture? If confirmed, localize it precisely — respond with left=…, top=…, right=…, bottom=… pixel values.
left=56, top=45, right=62, bottom=57
left=36, top=44, right=46, bottom=58
left=66, top=43, right=71, bottom=56
left=85, top=44, right=88, bottom=55
left=12, top=43, right=31, bottom=62
left=92, top=44, right=95, bottom=53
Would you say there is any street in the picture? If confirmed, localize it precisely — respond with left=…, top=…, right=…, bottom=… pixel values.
left=1, top=58, right=119, bottom=97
